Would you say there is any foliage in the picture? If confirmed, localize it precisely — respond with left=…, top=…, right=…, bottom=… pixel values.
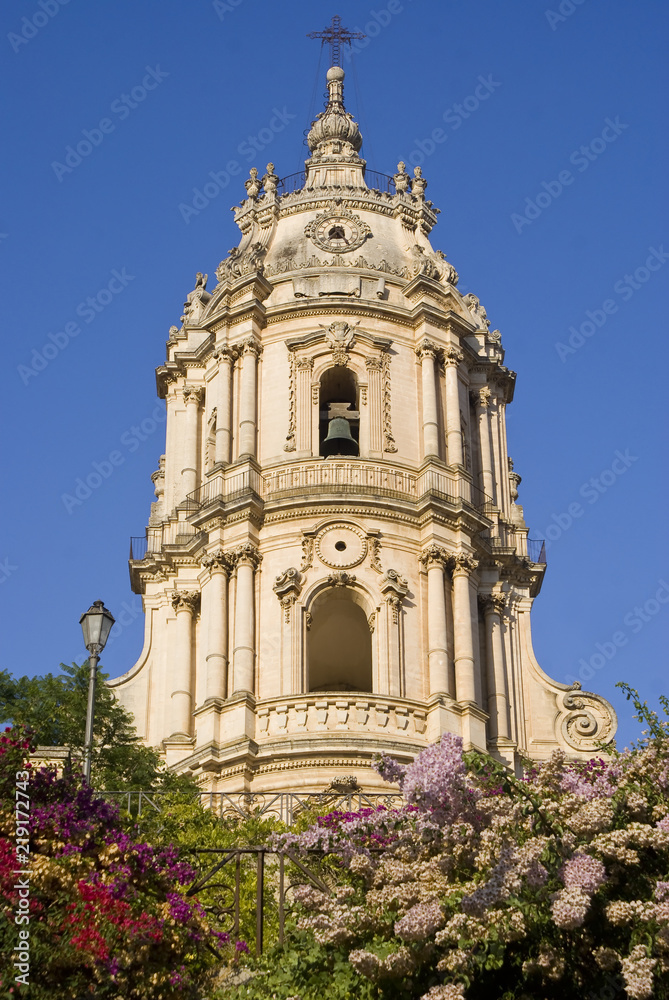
left=220, top=689, right=669, bottom=1000
left=0, top=726, right=228, bottom=999
left=0, top=661, right=197, bottom=793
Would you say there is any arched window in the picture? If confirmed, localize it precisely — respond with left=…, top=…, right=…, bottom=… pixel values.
left=319, top=367, right=359, bottom=457
left=307, top=589, right=372, bottom=692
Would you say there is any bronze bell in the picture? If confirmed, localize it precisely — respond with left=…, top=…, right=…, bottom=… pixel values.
left=322, top=416, right=358, bottom=457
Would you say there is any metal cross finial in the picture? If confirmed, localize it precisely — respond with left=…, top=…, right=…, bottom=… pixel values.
left=307, top=14, right=366, bottom=67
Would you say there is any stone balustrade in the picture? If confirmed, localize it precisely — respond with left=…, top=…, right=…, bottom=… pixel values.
left=256, top=693, right=428, bottom=739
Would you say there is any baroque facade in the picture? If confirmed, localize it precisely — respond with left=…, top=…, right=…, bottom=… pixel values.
left=110, top=65, right=616, bottom=790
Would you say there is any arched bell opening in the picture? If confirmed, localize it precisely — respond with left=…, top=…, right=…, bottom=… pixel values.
left=307, top=588, right=372, bottom=692
left=319, top=367, right=359, bottom=457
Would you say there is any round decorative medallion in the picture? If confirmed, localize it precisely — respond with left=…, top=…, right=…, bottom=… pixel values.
left=304, top=207, right=371, bottom=254
left=316, top=523, right=368, bottom=569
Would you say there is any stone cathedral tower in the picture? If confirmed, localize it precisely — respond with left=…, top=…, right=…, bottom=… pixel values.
left=110, top=62, right=616, bottom=791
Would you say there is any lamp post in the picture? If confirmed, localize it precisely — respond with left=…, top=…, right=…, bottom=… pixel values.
left=79, top=600, right=115, bottom=785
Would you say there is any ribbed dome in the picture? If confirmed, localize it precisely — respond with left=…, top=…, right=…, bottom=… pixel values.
left=307, top=66, right=362, bottom=154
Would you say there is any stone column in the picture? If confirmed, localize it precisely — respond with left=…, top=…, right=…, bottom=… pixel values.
left=444, top=347, right=464, bottom=467
left=181, top=387, right=202, bottom=499
left=169, top=590, right=200, bottom=737
left=472, top=387, right=495, bottom=502
left=201, top=550, right=231, bottom=702
left=231, top=543, right=262, bottom=695
left=480, top=594, right=510, bottom=739
left=380, top=569, right=409, bottom=697
left=416, top=340, right=441, bottom=460
left=213, top=347, right=235, bottom=466
left=238, top=338, right=261, bottom=458
left=420, top=545, right=452, bottom=697
left=296, top=358, right=314, bottom=453
left=365, top=357, right=384, bottom=456
left=452, top=554, right=478, bottom=704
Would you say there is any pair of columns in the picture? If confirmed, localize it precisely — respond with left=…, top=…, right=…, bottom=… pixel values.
left=168, top=543, right=261, bottom=738
left=420, top=545, right=509, bottom=739
left=415, top=340, right=464, bottom=465
left=212, top=338, right=261, bottom=466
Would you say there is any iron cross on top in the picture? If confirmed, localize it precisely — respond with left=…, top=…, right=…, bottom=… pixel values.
left=307, top=15, right=366, bottom=67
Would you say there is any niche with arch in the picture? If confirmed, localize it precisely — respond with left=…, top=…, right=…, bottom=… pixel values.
left=319, top=367, right=359, bottom=457
left=307, top=587, right=372, bottom=692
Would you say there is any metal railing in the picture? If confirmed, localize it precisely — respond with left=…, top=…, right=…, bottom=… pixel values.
left=130, top=523, right=205, bottom=561
left=102, top=789, right=404, bottom=825
left=276, top=168, right=395, bottom=196
left=528, top=538, right=547, bottom=564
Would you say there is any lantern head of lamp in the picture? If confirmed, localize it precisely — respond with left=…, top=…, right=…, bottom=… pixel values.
left=79, top=600, right=115, bottom=655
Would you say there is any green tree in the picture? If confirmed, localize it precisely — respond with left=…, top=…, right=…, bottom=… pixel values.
left=0, top=661, right=196, bottom=793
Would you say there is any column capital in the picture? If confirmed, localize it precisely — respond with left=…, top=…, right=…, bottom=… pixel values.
left=419, top=544, right=453, bottom=570
left=365, top=356, right=383, bottom=371
left=453, top=552, right=479, bottom=575
left=201, top=548, right=233, bottom=574
left=478, top=593, right=506, bottom=615
left=443, top=346, right=464, bottom=366
left=182, top=386, right=204, bottom=405
left=237, top=336, right=262, bottom=358
left=213, top=345, right=238, bottom=364
left=228, top=542, right=262, bottom=571
left=171, top=590, right=200, bottom=614
left=415, top=338, right=440, bottom=362
left=295, top=356, right=314, bottom=371
left=470, top=386, right=492, bottom=408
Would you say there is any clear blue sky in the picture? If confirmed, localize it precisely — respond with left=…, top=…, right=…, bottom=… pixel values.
left=1, top=0, right=667, bottom=749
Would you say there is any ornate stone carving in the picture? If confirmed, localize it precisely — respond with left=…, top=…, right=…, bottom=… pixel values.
left=412, top=166, right=427, bottom=199
left=382, top=350, right=397, bottom=453
left=300, top=535, right=315, bottom=572
left=170, top=590, right=200, bottom=614
left=367, top=534, right=382, bottom=573
left=415, top=338, right=440, bottom=362
left=201, top=548, right=232, bottom=574
left=386, top=594, right=403, bottom=624
left=327, top=571, right=356, bottom=587
left=557, top=686, right=616, bottom=752
left=367, top=612, right=376, bottom=633
left=213, top=345, right=238, bottom=364
left=304, top=204, right=371, bottom=254
left=244, top=167, right=262, bottom=200
left=471, top=386, right=492, bottom=408
left=182, top=386, right=203, bottom=405
left=380, top=569, right=409, bottom=600
left=409, top=244, right=441, bottom=280
left=393, top=161, right=411, bottom=194
left=284, top=350, right=297, bottom=452
left=453, top=553, right=479, bottom=574
left=239, top=337, right=262, bottom=358
left=508, top=458, right=522, bottom=502
left=434, top=250, right=459, bottom=286
left=478, top=593, right=506, bottom=615
left=322, top=321, right=355, bottom=366
left=419, top=544, right=453, bottom=570
left=305, top=612, right=313, bottom=631
left=215, top=241, right=267, bottom=283
left=180, top=273, right=211, bottom=326
left=168, top=325, right=179, bottom=341
left=262, top=162, right=278, bottom=196
left=316, top=523, right=367, bottom=569
left=464, top=293, right=490, bottom=331
left=151, top=455, right=165, bottom=499
left=273, top=567, right=303, bottom=599
left=228, top=543, right=262, bottom=571
left=443, top=346, right=464, bottom=367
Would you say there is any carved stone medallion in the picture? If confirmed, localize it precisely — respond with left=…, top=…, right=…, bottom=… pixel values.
left=304, top=206, right=371, bottom=254
left=316, top=523, right=367, bottom=569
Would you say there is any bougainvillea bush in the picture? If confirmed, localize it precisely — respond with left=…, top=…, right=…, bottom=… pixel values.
left=0, top=726, right=229, bottom=999
left=225, top=689, right=669, bottom=1000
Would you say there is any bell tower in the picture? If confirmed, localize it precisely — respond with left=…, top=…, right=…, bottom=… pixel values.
left=110, top=47, right=616, bottom=790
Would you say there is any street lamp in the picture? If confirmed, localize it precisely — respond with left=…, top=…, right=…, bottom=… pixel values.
left=79, top=600, right=115, bottom=785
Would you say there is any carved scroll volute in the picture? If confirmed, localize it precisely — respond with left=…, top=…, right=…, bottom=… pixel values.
left=273, top=567, right=303, bottom=623
left=556, top=684, right=617, bottom=752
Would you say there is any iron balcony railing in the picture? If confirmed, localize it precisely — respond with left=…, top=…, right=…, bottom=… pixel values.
left=276, top=168, right=395, bottom=196
left=129, top=523, right=205, bottom=561
left=528, top=538, right=547, bottom=564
